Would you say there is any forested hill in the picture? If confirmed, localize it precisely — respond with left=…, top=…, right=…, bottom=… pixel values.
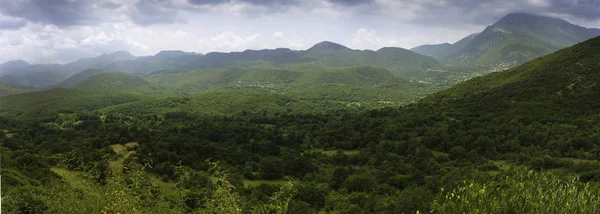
left=1, top=38, right=600, bottom=214
left=426, top=35, right=600, bottom=115
left=412, top=13, right=600, bottom=68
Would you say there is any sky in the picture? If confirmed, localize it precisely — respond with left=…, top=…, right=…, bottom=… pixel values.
left=0, top=0, right=599, bottom=64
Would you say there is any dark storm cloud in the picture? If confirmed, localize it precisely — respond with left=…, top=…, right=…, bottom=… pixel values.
left=187, top=0, right=229, bottom=5
left=546, top=0, right=600, bottom=20
left=0, top=18, right=27, bottom=30
left=186, top=0, right=368, bottom=8
left=0, top=0, right=100, bottom=27
left=327, top=0, right=375, bottom=6
left=404, top=0, right=600, bottom=27
left=0, top=0, right=597, bottom=29
left=130, top=0, right=183, bottom=26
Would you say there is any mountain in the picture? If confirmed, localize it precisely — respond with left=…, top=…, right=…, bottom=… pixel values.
left=412, top=13, right=600, bottom=68
left=0, top=52, right=137, bottom=89
left=64, top=51, right=136, bottom=76
left=411, top=33, right=478, bottom=59
left=53, top=69, right=109, bottom=88
left=426, top=36, right=600, bottom=115
left=445, top=27, right=558, bottom=67
left=101, top=51, right=203, bottom=74
left=410, top=43, right=452, bottom=59
left=492, top=13, right=600, bottom=47
left=305, top=41, right=352, bottom=53
left=105, top=42, right=441, bottom=81
left=75, top=72, right=149, bottom=88
left=154, top=50, right=198, bottom=59
left=0, top=60, right=30, bottom=76
left=2, top=41, right=442, bottom=89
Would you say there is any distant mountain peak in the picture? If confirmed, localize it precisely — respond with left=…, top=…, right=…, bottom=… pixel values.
left=154, top=50, right=197, bottom=59
left=307, top=41, right=350, bottom=52
left=492, top=12, right=571, bottom=30
left=2, top=59, right=30, bottom=67
left=108, top=51, right=134, bottom=57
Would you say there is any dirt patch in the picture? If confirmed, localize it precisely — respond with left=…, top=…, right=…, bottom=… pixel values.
left=109, top=142, right=139, bottom=173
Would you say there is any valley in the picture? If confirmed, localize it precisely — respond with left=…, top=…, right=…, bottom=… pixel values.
left=2, top=10, right=600, bottom=214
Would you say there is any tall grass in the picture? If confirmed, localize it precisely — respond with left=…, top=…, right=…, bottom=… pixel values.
left=432, top=170, right=600, bottom=214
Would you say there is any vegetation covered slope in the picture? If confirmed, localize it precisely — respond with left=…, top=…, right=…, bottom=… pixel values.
left=0, top=52, right=137, bottom=89
left=2, top=37, right=600, bottom=213
left=53, top=69, right=109, bottom=88
left=410, top=33, right=478, bottom=59
left=76, top=72, right=149, bottom=89
left=0, top=83, right=36, bottom=97
left=428, top=35, right=600, bottom=113
left=413, top=13, right=600, bottom=69
left=445, top=29, right=559, bottom=67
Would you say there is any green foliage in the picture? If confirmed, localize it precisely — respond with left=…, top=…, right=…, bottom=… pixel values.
left=0, top=83, right=36, bottom=96
left=2, top=186, right=49, bottom=214
left=432, top=170, right=600, bottom=214
left=2, top=37, right=600, bottom=214
left=76, top=72, right=149, bottom=89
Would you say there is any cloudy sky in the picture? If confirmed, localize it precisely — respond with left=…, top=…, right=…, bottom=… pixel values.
left=0, top=0, right=599, bottom=64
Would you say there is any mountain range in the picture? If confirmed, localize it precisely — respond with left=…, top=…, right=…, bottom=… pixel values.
left=412, top=13, right=600, bottom=67
left=0, top=12, right=598, bottom=96
left=0, top=41, right=440, bottom=90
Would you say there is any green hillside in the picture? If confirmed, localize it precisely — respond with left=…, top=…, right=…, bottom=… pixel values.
left=3, top=37, right=600, bottom=214
left=446, top=31, right=558, bottom=67
left=0, top=83, right=36, bottom=97
left=234, top=69, right=303, bottom=87
left=76, top=72, right=149, bottom=89
left=429, top=36, right=600, bottom=110
left=297, top=66, right=395, bottom=87
left=146, top=68, right=249, bottom=91
left=53, top=69, right=108, bottom=88
left=414, top=13, right=600, bottom=71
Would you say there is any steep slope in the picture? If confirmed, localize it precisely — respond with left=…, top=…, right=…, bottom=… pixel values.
left=412, top=13, right=600, bottom=69
left=446, top=29, right=558, bottom=67
left=410, top=43, right=452, bottom=58
left=6, top=64, right=66, bottom=89
left=153, top=50, right=197, bottom=59
left=53, top=69, right=109, bottom=88
left=444, top=13, right=600, bottom=67
left=369, top=47, right=443, bottom=78
left=75, top=72, right=148, bottom=89
left=63, top=51, right=136, bottom=77
left=492, top=13, right=600, bottom=47
left=0, top=60, right=30, bottom=76
left=411, top=33, right=478, bottom=59
left=426, top=36, right=600, bottom=117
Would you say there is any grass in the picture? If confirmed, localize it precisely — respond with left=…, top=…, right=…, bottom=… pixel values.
left=492, top=160, right=514, bottom=171
left=109, top=142, right=138, bottom=173
left=149, top=175, right=178, bottom=198
left=51, top=167, right=102, bottom=198
left=560, top=157, right=599, bottom=166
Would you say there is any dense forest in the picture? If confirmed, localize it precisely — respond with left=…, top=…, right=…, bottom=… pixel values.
left=1, top=35, right=600, bottom=213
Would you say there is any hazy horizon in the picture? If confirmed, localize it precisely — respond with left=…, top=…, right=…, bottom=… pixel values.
left=0, top=0, right=599, bottom=64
